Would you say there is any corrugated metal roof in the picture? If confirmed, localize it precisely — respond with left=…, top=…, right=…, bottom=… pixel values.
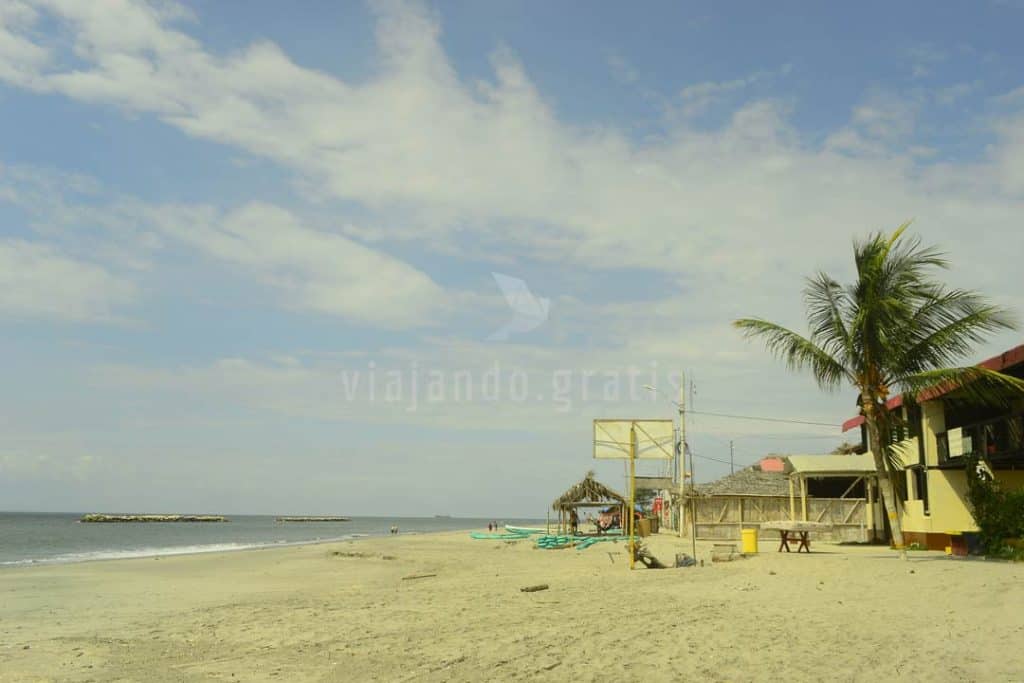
left=787, top=453, right=876, bottom=474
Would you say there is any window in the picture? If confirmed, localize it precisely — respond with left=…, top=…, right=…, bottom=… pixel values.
left=937, top=413, right=1024, bottom=464
left=937, top=432, right=950, bottom=463
left=907, top=405, right=923, bottom=440
left=913, top=466, right=930, bottom=515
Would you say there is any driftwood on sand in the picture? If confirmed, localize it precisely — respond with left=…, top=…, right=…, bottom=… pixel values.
left=520, top=584, right=549, bottom=593
left=632, top=543, right=668, bottom=569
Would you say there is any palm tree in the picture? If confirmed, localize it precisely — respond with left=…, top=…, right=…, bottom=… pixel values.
left=734, top=223, right=1024, bottom=550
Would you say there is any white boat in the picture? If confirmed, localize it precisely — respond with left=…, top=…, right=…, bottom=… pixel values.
left=504, top=525, right=546, bottom=535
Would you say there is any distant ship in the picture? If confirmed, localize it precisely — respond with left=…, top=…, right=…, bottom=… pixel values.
left=433, top=515, right=452, bottom=519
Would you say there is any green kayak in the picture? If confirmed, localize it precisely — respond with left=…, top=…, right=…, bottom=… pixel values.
left=470, top=532, right=529, bottom=540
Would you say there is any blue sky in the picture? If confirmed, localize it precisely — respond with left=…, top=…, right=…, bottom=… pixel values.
left=1, top=0, right=1023, bottom=515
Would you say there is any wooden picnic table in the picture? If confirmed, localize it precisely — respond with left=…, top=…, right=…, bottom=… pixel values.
left=760, top=521, right=832, bottom=554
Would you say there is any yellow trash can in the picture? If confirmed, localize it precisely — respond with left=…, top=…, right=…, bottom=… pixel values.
left=741, top=527, right=758, bottom=554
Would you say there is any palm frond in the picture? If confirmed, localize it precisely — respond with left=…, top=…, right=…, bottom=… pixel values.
left=897, top=296, right=1017, bottom=374
left=804, top=271, right=854, bottom=369
left=733, top=318, right=851, bottom=390
left=899, top=366, right=1024, bottom=408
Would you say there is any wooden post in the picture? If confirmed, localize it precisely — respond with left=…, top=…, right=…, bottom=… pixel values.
left=800, top=476, right=808, bottom=522
left=789, top=477, right=796, bottom=520
left=866, top=478, right=876, bottom=541
left=738, top=497, right=744, bottom=538
left=629, top=422, right=637, bottom=570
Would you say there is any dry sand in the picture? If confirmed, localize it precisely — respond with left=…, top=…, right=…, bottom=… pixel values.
left=1, top=531, right=1022, bottom=682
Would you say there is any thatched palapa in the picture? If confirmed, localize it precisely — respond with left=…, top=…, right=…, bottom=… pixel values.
left=551, top=471, right=626, bottom=534
left=552, top=471, right=625, bottom=510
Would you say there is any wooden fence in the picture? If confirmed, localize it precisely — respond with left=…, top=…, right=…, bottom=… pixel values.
left=683, top=495, right=873, bottom=543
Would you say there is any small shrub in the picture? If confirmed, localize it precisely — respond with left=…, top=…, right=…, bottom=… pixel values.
left=964, top=455, right=1024, bottom=556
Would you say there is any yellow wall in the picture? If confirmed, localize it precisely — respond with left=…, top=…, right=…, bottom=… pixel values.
left=921, top=401, right=945, bottom=467
left=900, top=470, right=977, bottom=533
left=899, top=396, right=1024, bottom=532
left=881, top=397, right=1024, bottom=535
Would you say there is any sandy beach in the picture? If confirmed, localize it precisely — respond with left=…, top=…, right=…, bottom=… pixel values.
left=2, top=531, right=1022, bottom=682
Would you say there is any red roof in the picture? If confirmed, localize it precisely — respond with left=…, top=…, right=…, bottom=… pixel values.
left=840, top=343, right=1024, bottom=432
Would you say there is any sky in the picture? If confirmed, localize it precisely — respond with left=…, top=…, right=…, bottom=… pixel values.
left=1, top=0, right=1023, bottom=516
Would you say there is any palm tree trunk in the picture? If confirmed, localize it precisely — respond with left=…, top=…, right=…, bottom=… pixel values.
left=865, top=416, right=907, bottom=558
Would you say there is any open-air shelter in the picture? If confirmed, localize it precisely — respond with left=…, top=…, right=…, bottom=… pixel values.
left=787, top=453, right=880, bottom=540
left=552, top=471, right=626, bottom=533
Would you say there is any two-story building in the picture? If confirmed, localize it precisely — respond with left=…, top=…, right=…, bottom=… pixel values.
left=842, top=343, right=1024, bottom=549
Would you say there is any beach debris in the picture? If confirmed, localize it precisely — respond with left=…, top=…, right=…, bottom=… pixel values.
left=520, top=584, right=549, bottom=593
left=675, top=553, right=697, bottom=568
left=402, top=573, right=437, bottom=581
left=330, top=551, right=371, bottom=559
left=633, top=543, right=668, bottom=569
left=711, top=544, right=739, bottom=562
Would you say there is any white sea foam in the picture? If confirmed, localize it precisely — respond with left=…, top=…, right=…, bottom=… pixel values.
left=0, top=535, right=362, bottom=567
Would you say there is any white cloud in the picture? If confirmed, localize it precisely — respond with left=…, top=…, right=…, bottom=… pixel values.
left=2, top=0, right=1024, bottom=500
left=0, top=2, right=1020, bottom=339
left=0, top=1, right=50, bottom=87
left=145, top=201, right=448, bottom=327
left=0, top=1, right=1020, bottom=295
left=0, top=164, right=449, bottom=328
left=0, top=239, right=136, bottom=321
left=676, top=65, right=791, bottom=118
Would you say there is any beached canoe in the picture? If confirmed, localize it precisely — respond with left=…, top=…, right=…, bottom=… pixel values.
left=503, top=525, right=546, bottom=535
left=470, top=532, right=530, bottom=540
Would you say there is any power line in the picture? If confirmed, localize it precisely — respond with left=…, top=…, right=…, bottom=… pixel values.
left=699, top=454, right=732, bottom=466
left=687, top=410, right=840, bottom=428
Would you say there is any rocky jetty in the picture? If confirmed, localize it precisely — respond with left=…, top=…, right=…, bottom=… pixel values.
left=275, top=516, right=350, bottom=522
left=80, top=514, right=227, bottom=523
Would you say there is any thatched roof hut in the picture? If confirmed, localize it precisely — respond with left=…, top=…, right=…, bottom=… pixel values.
left=693, top=462, right=791, bottom=497
left=552, top=471, right=626, bottom=510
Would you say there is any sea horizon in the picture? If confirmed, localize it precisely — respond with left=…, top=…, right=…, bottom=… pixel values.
left=0, top=511, right=545, bottom=568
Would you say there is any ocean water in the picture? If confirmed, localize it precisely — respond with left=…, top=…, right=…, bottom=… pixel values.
left=0, top=512, right=544, bottom=567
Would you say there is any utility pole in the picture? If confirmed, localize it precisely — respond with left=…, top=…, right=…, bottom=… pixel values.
left=677, top=374, right=685, bottom=539
left=679, top=375, right=697, bottom=561
left=730, top=440, right=735, bottom=474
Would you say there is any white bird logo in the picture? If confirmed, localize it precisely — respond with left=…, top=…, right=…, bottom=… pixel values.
left=488, top=273, right=551, bottom=341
